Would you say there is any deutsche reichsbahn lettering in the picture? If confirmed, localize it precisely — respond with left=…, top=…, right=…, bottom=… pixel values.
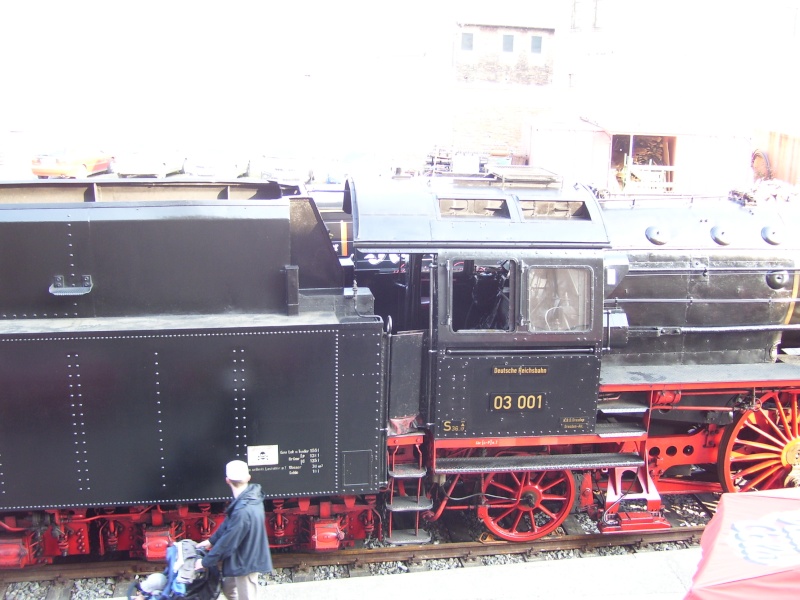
left=492, top=366, right=548, bottom=375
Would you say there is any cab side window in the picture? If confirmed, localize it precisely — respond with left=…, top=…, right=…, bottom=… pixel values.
left=528, top=268, right=591, bottom=331
left=451, top=260, right=513, bottom=332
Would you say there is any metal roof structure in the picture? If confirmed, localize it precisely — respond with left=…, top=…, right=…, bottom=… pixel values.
left=345, top=169, right=610, bottom=251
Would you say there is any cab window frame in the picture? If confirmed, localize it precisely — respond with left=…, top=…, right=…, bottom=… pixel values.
left=524, top=265, right=593, bottom=333
left=447, top=257, right=516, bottom=334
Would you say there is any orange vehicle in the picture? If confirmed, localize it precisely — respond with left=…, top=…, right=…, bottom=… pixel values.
left=31, top=149, right=114, bottom=178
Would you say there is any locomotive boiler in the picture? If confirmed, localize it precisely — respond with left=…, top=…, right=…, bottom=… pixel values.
left=0, top=172, right=799, bottom=567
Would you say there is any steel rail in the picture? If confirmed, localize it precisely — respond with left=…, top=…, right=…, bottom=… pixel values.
left=0, top=526, right=705, bottom=585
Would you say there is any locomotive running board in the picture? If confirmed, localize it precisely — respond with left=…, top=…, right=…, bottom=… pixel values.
left=600, top=362, right=800, bottom=389
left=433, top=452, right=643, bottom=474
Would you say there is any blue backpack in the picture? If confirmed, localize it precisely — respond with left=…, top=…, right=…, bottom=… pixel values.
left=128, top=540, right=221, bottom=600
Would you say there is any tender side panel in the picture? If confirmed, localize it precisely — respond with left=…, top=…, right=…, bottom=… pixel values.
left=0, top=321, right=384, bottom=510
left=335, top=322, right=386, bottom=488
left=0, top=219, right=94, bottom=318
left=0, top=203, right=291, bottom=319
left=88, top=216, right=290, bottom=316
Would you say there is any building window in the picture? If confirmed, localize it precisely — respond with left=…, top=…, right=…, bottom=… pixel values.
left=461, top=32, right=473, bottom=51
left=503, top=34, right=514, bottom=52
left=531, top=35, right=542, bottom=53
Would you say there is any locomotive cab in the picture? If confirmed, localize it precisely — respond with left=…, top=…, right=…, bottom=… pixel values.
left=346, top=170, right=612, bottom=439
left=432, top=250, right=604, bottom=438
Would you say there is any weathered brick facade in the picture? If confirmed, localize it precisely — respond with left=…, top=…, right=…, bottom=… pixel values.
left=454, top=25, right=554, bottom=86
left=439, top=15, right=561, bottom=159
left=445, top=84, right=551, bottom=156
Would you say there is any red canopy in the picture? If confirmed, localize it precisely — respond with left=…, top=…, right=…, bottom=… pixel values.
left=685, top=487, right=800, bottom=600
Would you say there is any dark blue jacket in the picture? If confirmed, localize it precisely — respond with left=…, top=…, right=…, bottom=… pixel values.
left=201, top=483, right=273, bottom=576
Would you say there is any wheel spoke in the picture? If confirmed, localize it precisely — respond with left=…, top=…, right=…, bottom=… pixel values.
left=536, top=504, right=557, bottom=520
left=763, top=467, right=789, bottom=489
left=735, top=458, right=782, bottom=479
left=489, top=480, right=519, bottom=496
left=775, top=397, right=793, bottom=442
left=497, top=506, right=516, bottom=522
left=539, top=474, right=567, bottom=493
left=730, top=450, right=782, bottom=463
left=759, top=391, right=779, bottom=406
left=760, top=404, right=792, bottom=444
left=740, top=463, right=784, bottom=492
left=510, top=511, right=525, bottom=533
left=744, top=420, right=788, bottom=449
left=729, top=438, right=783, bottom=454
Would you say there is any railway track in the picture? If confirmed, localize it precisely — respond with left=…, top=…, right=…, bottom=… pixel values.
left=0, top=494, right=716, bottom=597
left=273, top=526, right=704, bottom=572
left=0, top=523, right=706, bottom=598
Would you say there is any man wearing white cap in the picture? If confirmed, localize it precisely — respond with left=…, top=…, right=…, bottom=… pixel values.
left=195, top=460, right=273, bottom=600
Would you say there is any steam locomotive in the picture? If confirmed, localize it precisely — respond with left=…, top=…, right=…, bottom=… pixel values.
left=0, top=171, right=799, bottom=568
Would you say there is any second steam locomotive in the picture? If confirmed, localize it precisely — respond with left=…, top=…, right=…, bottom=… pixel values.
left=0, top=171, right=799, bottom=567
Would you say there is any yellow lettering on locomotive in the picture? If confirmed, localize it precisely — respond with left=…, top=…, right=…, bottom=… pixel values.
left=492, top=365, right=548, bottom=375
left=561, top=417, right=587, bottom=430
left=493, top=366, right=518, bottom=374
left=442, top=419, right=466, bottom=432
left=491, top=393, right=544, bottom=411
left=518, top=366, right=547, bottom=375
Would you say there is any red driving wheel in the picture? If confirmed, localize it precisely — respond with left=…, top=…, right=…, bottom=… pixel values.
left=477, top=467, right=575, bottom=541
left=718, top=391, right=800, bottom=492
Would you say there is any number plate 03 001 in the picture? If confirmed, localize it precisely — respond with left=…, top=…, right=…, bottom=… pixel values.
left=490, top=393, right=545, bottom=411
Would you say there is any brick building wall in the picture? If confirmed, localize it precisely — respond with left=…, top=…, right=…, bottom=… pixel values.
left=432, top=6, right=567, bottom=161
left=455, top=24, right=554, bottom=85
left=443, top=83, right=553, bottom=156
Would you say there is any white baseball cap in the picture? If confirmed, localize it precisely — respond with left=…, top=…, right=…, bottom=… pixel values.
left=225, top=460, right=250, bottom=481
